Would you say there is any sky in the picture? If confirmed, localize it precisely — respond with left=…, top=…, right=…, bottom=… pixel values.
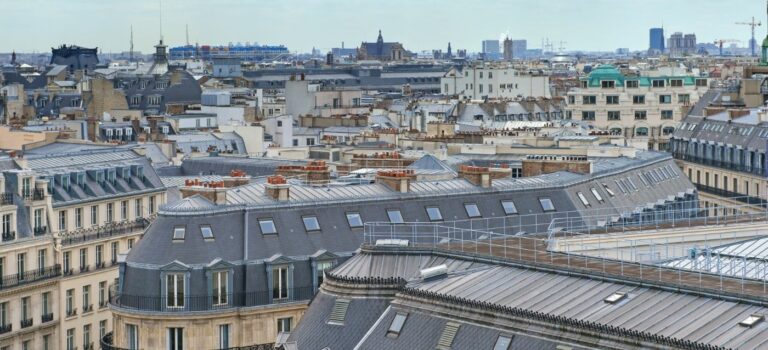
left=1, top=0, right=766, bottom=54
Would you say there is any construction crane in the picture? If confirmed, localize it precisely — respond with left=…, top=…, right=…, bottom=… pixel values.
left=713, top=39, right=740, bottom=56
left=736, top=17, right=762, bottom=56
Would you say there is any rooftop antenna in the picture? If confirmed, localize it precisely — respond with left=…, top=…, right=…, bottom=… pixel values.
left=129, top=25, right=134, bottom=62
left=159, top=0, right=164, bottom=43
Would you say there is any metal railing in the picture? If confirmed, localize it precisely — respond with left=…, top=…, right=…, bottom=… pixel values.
left=1, top=231, right=15, bottom=242
left=0, top=193, right=13, bottom=205
left=34, top=226, right=48, bottom=236
left=0, top=324, right=11, bottom=334
left=41, top=313, right=53, bottom=323
left=110, top=286, right=316, bottom=313
left=60, top=218, right=150, bottom=246
left=695, top=184, right=768, bottom=207
left=0, top=264, right=61, bottom=290
left=20, top=318, right=32, bottom=329
left=363, top=220, right=768, bottom=298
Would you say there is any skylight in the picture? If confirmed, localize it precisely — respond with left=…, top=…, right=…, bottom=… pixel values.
left=387, top=209, right=404, bottom=224
left=590, top=188, right=604, bottom=203
left=539, top=198, right=555, bottom=212
left=259, top=219, right=277, bottom=234
left=601, top=183, right=615, bottom=196
left=739, top=314, right=764, bottom=328
left=426, top=207, right=443, bottom=221
left=172, top=226, right=185, bottom=240
left=302, top=216, right=321, bottom=231
left=327, top=299, right=350, bottom=325
left=464, top=203, right=481, bottom=218
left=200, top=225, right=214, bottom=239
left=493, top=335, right=513, bottom=350
left=346, top=212, right=363, bottom=228
left=387, top=313, right=408, bottom=337
left=604, top=291, right=627, bottom=304
left=501, top=200, right=518, bottom=215
left=577, top=192, right=590, bottom=207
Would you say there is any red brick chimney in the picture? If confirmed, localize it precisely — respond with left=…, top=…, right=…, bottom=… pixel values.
left=375, top=170, right=415, bottom=193
left=275, top=160, right=330, bottom=185
left=180, top=179, right=228, bottom=204
left=265, top=175, right=290, bottom=201
left=521, top=155, right=591, bottom=177
left=222, top=169, right=251, bottom=188
left=458, top=165, right=492, bottom=188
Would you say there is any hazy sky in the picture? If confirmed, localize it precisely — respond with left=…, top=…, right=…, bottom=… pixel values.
left=2, top=0, right=766, bottom=53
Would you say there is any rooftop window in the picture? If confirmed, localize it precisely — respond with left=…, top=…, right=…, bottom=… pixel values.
left=601, top=183, right=615, bottom=196
left=604, top=291, right=627, bottom=304
left=387, top=209, right=404, bottom=224
left=739, top=314, right=764, bottom=328
left=493, top=335, right=513, bottom=350
left=590, top=188, right=604, bottom=203
left=172, top=226, right=185, bottom=241
left=302, top=216, right=321, bottom=232
left=501, top=200, right=518, bottom=215
left=346, top=212, right=363, bottom=228
left=576, top=192, right=590, bottom=207
left=387, top=313, right=408, bottom=337
left=626, top=80, right=639, bottom=88
left=327, top=299, right=350, bottom=325
left=464, top=203, right=481, bottom=218
left=539, top=198, right=555, bottom=212
left=259, top=219, right=277, bottom=235
left=426, top=207, right=443, bottom=221
left=200, top=225, right=214, bottom=240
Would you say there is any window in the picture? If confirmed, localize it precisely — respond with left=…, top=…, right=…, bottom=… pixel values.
left=22, top=177, right=30, bottom=198
left=83, top=324, right=91, bottom=349
left=128, top=238, right=134, bottom=249
left=626, top=80, right=639, bottom=88
left=127, top=324, right=139, bottom=350
left=99, top=281, right=107, bottom=307
left=494, top=335, right=513, bottom=350
left=66, top=289, right=75, bottom=315
left=277, top=317, right=292, bottom=333
left=652, top=79, right=665, bottom=88
left=90, top=205, right=98, bottom=226
left=80, top=248, right=88, bottom=271
left=387, top=209, right=404, bottom=223
left=388, top=313, right=407, bottom=337
left=107, top=203, right=114, bottom=223
left=135, top=198, right=143, bottom=218
left=661, top=110, right=674, bottom=120
left=111, top=242, right=119, bottom=263
left=345, top=212, right=363, bottom=228
left=581, top=111, right=595, bottom=121
left=272, top=266, right=289, bottom=300
left=539, top=198, right=555, bottom=212
left=75, top=208, right=82, bottom=229
left=173, top=226, right=185, bottom=240
left=426, top=207, right=443, bottom=221
left=166, top=273, right=185, bottom=308
left=604, top=291, right=627, bottom=304
left=259, top=219, right=277, bottom=234
left=67, top=328, right=75, bottom=350
left=501, top=201, right=518, bottom=215
left=636, top=127, right=649, bottom=136
left=149, top=196, right=156, bottom=214
left=659, top=95, right=672, bottom=104
left=38, top=249, right=46, bottom=272
left=679, top=94, right=690, bottom=104
left=83, top=285, right=91, bottom=311
left=17, top=253, right=25, bottom=279
left=212, top=271, right=228, bottom=305
left=121, top=200, right=128, bottom=220
left=662, top=126, right=675, bottom=135
left=42, top=292, right=50, bottom=315
left=34, top=209, right=43, bottom=231
left=168, top=328, right=183, bottom=350
left=632, top=95, right=645, bottom=104
left=302, top=216, right=321, bottom=231
left=577, top=192, right=590, bottom=207
left=0, top=302, right=6, bottom=326
left=606, top=95, right=619, bottom=104
left=219, top=324, right=230, bottom=349
left=317, top=260, right=332, bottom=286
left=601, top=80, right=615, bottom=88
left=21, top=296, right=29, bottom=321
left=63, top=251, right=71, bottom=273
left=582, top=95, right=596, bottom=104
left=59, top=211, right=67, bottom=231
left=200, top=225, right=214, bottom=239
left=634, top=111, right=647, bottom=120
left=100, top=320, right=107, bottom=340
left=590, top=188, right=604, bottom=203
left=670, top=79, right=683, bottom=87
left=607, top=111, right=621, bottom=120
left=464, top=203, right=481, bottom=218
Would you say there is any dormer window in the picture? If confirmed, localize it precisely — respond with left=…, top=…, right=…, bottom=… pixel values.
left=601, top=80, right=615, bottom=88
left=166, top=273, right=185, bottom=308
left=172, top=226, right=185, bottom=241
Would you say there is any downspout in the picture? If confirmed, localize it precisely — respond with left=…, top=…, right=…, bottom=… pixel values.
left=243, top=209, right=248, bottom=261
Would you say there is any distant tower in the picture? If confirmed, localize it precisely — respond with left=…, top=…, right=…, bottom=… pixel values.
left=447, top=42, right=452, bottom=58
left=154, top=39, right=168, bottom=64
left=503, top=37, right=513, bottom=61
left=649, top=27, right=665, bottom=53
left=376, top=29, right=384, bottom=57
left=129, top=25, right=134, bottom=62
left=10, top=51, right=16, bottom=65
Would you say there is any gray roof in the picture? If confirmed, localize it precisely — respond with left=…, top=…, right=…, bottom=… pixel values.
left=662, top=237, right=768, bottom=280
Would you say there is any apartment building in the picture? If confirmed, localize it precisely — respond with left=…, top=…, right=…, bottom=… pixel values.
left=0, top=148, right=166, bottom=350
left=441, top=64, right=551, bottom=99
left=565, top=64, right=709, bottom=150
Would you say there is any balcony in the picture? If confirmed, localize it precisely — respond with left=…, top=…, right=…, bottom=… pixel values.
left=60, top=218, right=151, bottom=246
left=100, top=332, right=130, bottom=350
left=110, top=286, right=316, bottom=313
left=66, top=308, right=77, bottom=318
left=63, top=268, right=74, bottom=276
left=0, top=264, right=61, bottom=290
left=679, top=155, right=765, bottom=177
left=82, top=304, right=93, bottom=313
left=41, top=313, right=53, bottom=323
left=34, top=226, right=48, bottom=236
left=1, top=231, right=14, bottom=242
left=695, top=184, right=768, bottom=207
left=0, top=324, right=11, bottom=334
left=95, top=261, right=105, bottom=269
left=32, top=189, right=45, bottom=201
left=80, top=265, right=90, bottom=273
left=99, top=300, right=108, bottom=309
left=0, top=193, right=13, bottom=206
left=20, top=318, right=32, bottom=329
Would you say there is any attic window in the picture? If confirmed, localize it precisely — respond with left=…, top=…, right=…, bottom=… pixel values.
left=346, top=212, right=363, bottom=228
left=739, top=314, right=764, bottom=328
left=501, top=200, right=517, bottom=215
left=590, top=188, right=604, bottom=203
left=604, top=291, right=627, bottom=304
left=426, top=207, right=443, bottom=221
left=464, top=203, right=481, bottom=218
left=387, top=313, right=408, bottom=337
left=172, top=226, right=185, bottom=241
left=387, top=209, right=404, bottom=224
left=327, top=299, right=350, bottom=325
left=201, top=225, right=214, bottom=239
left=576, top=192, right=590, bottom=207
left=538, top=198, right=555, bottom=212
left=493, top=335, right=513, bottom=350
left=437, top=322, right=460, bottom=349
left=302, top=216, right=321, bottom=232
left=601, top=183, right=615, bottom=197
left=259, top=219, right=277, bottom=234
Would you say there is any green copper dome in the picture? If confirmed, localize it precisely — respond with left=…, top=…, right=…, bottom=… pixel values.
left=584, top=64, right=625, bottom=87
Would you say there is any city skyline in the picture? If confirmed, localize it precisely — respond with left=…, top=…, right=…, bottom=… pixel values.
left=2, top=0, right=766, bottom=54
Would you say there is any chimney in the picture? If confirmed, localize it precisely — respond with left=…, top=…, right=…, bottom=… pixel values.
left=759, top=107, right=768, bottom=123
left=265, top=175, right=290, bottom=201
left=180, top=179, right=228, bottom=205
left=275, top=161, right=330, bottom=185
left=458, top=165, right=492, bottom=188
left=223, top=169, right=251, bottom=188
left=86, top=117, right=98, bottom=142
left=375, top=170, right=415, bottom=193
left=727, top=108, right=750, bottom=119
left=702, top=107, right=725, bottom=118
left=521, top=155, right=591, bottom=177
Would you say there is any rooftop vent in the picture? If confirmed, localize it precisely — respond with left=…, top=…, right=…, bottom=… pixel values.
left=739, top=314, right=765, bottom=328
left=437, top=322, right=460, bottom=349
left=420, top=264, right=448, bottom=281
left=604, top=291, right=627, bottom=304
left=327, top=299, right=351, bottom=325
left=375, top=239, right=409, bottom=247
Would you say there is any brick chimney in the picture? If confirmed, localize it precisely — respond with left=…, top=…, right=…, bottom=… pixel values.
left=275, top=160, right=330, bottom=185
left=458, top=165, right=492, bottom=188
left=375, top=170, right=415, bottom=193
left=265, top=175, right=290, bottom=201
left=180, top=179, right=227, bottom=205
left=521, top=155, right=591, bottom=177
left=86, top=117, right=99, bottom=142
left=727, top=109, right=750, bottom=119
left=222, top=169, right=251, bottom=188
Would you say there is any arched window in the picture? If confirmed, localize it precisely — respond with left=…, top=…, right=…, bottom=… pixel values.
left=610, top=127, right=622, bottom=135
left=662, top=126, right=675, bottom=135
left=636, top=127, right=649, bottom=136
